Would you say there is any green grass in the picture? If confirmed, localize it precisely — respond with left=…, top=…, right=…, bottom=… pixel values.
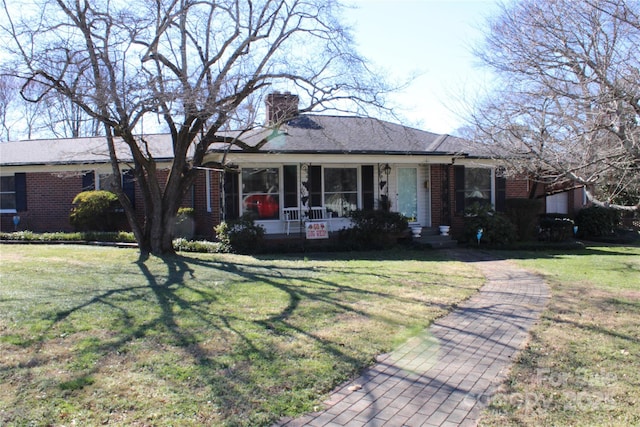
left=0, top=244, right=483, bottom=426
left=480, top=245, right=640, bottom=427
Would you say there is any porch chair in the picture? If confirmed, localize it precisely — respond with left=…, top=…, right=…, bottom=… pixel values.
left=307, top=206, right=331, bottom=232
left=282, top=207, right=301, bottom=235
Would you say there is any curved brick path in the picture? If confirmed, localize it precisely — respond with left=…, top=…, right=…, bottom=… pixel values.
left=276, top=250, right=550, bottom=427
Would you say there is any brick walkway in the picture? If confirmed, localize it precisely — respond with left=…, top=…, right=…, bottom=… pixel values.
left=276, top=250, right=549, bottom=427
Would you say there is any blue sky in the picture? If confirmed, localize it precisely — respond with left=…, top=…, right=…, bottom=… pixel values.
left=345, top=0, right=501, bottom=135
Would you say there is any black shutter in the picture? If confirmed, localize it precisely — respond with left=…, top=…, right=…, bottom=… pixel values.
left=283, top=165, right=298, bottom=208
left=122, top=170, right=136, bottom=209
left=82, top=171, right=95, bottom=191
left=15, top=173, right=27, bottom=211
left=309, top=165, right=322, bottom=207
left=495, top=176, right=507, bottom=213
left=223, top=171, right=240, bottom=220
left=454, top=165, right=465, bottom=213
left=361, top=165, right=374, bottom=210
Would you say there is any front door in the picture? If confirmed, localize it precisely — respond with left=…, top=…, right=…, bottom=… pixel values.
left=397, top=167, right=418, bottom=223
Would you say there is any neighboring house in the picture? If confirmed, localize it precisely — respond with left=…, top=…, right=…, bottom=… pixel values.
left=0, top=92, right=577, bottom=239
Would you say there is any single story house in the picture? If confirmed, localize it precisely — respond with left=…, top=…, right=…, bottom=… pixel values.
left=0, top=93, right=585, bottom=239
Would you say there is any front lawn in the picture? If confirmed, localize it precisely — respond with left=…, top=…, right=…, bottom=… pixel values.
left=0, top=245, right=483, bottom=426
left=480, top=245, right=640, bottom=426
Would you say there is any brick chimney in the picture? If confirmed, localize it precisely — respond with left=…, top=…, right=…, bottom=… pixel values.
left=266, top=91, right=299, bottom=124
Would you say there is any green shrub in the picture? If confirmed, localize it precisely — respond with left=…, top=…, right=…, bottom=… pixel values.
left=505, top=198, right=544, bottom=241
left=70, top=191, right=124, bottom=232
left=338, top=209, right=409, bottom=250
left=173, top=238, right=220, bottom=253
left=575, top=206, right=620, bottom=238
left=214, top=214, right=265, bottom=254
left=463, top=203, right=517, bottom=246
left=0, top=231, right=135, bottom=243
left=349, top=209, right=409, bottom=234
left=538, top=214, right=575, bottom=242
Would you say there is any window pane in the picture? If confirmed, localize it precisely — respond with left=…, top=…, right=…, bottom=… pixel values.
left=0, top=176, right=15, bottom=192
left=324, top=168, right=357, bottom=192
left=0, top=193, right=16, bottom=210
left=324, top=168, right=357, bottom=217
left=325, top=193, right=357, bottom=217
left=242, top=168, right=280, bottom=219
left=98, top=174, right=117, bottom=191
left=465, top=168, right=491, bottom=207
left=0, top=176, right=16, bottom=210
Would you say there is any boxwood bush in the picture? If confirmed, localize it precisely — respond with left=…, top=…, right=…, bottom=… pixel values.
left=69, top=190, right=125, bottom=232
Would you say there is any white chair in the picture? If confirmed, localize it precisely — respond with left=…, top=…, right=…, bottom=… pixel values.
left=307, top=206, right=331, bottom=232
left=282, top=207, right=301, bottom=235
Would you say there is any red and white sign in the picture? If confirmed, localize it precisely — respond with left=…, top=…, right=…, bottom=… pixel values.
left=305, top=222, right=329, bottom=239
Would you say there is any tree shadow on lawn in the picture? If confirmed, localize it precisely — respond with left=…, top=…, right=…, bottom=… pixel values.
left=466, top=245, right=638, bottom=261
left=16, top=250, right=464, bottom=425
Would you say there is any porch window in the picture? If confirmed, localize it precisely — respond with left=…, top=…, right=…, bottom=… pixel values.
left=324, top=167, right=357, bottom=217
left=242, top=167, right=280, bottom=219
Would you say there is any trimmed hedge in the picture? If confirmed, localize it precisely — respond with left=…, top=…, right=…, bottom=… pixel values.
left=0, top=231, right=135, bottom=243
left=575, top=206, right=620, bottom=238
left=337, top=209, right=409, bottom=250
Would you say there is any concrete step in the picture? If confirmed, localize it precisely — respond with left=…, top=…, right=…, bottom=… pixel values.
left=412, top=228, right=458, bottom=248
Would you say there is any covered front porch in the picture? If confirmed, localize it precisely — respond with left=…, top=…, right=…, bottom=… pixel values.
left=214, top=157, right=435, bottom=236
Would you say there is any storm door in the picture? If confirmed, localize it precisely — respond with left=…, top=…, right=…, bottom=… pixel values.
left=397, top=167, right=418, bottom=222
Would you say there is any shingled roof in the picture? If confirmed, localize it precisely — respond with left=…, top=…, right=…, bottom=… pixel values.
left=1, top=114, right=489, bottom=167
left=211, top=114, right=488, bottom=156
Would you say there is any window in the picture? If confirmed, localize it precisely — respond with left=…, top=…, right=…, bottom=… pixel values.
left=0, top=173, right=26, bottom=213
left=324, top=167, right=357, bottom=217
left=546, top=192, right=569, bottom=214
left=82, top=171, right=95, bottom=191
left=242, top=167, right=280, bottom=219
left=455, top=166, right=496, bottom=213
left=465, top=168, right=492, bottom=206
left=97, top=171, right=135, bottom=208
left=0, top=176, right=16, bottom=211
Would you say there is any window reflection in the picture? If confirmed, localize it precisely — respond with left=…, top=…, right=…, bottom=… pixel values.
left=465, top=168, right=491, bottom=207
left=242, top=168, right=280, bottom=219
left=324, top=168, right=357, bottom=217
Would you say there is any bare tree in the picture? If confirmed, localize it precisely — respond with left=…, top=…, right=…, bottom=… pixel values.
left=1, top=0, right=392, bottom=254
left=0, top=74, right=15, bottom=141
left=470, top=0, right=640, bottom=210
left=41, top=91, right=102, bottom=138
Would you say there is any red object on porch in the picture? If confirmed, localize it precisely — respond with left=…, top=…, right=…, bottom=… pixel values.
left=243, top=194, right=279, bottom=219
